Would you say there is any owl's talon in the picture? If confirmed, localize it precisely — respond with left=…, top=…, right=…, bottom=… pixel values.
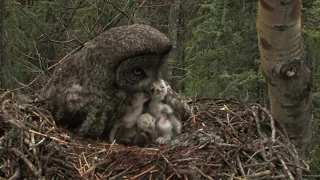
left=156, top=137, right=166, bottom=144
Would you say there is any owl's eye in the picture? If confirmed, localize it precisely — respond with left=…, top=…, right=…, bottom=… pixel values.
left=133, top=69, right=143, bottom=75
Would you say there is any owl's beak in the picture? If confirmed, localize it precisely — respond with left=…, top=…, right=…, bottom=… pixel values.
left=147, top=122, right=155, bottom=132
left=143, top=93, right=150, bottom=99
left=142, top=88, right=149, bottom=95
left=150, top=86, right=160, bottom=96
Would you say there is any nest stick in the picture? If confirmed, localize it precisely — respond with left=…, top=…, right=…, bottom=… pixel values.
left=166, top=172, right=175, bottom=180
left=82, top=159, right=111, bottom=177
left=253, top=104, right=276, bottom=143
left=4, top=115, right=68, bottom=145
left=249, top=109, right=264, bottom=139
left=109, top=165, right=133, bottom=180
left=184, top=174, right=189, bottom=180
left=28, top=129, right=68, bottom=144
left=8, top=166, right=20, bottom=180
left=236, top=154, right=246, bottom=179
left=131, top=165, right=157, bottom=179
left=161, top=154, right=181, bottom=178
left=248, top=170, right=271, bottom=178
left=30, top=133, right=36, bottom=155
left=9, top=148, right=42, bottom=178
left=191, top=166, right=214, bottom=180
left=277, top=154, right=294, bottom=180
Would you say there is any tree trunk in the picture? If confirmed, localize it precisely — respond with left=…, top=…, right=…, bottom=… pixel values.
left=0, top=0, right=6, bottom=89
left=167, top=0, right=180, bottom=91
left=168, top=0, right=180, bottom=49
left=257, top=0, right=313, bottom=160
left=167, top=0, right=186, bottom=93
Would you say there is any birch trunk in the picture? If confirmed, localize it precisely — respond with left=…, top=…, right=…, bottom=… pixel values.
left=257, top=0, right=313, bottom=159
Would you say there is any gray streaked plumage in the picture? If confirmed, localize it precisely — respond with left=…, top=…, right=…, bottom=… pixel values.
left=109, top=92, right=150, bottom=143
left=40, top=24, right=172, bottom=138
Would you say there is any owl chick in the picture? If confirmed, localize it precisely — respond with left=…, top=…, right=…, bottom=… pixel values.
left=136, top=113, right=156, bottom=133
left=113, top=113, right=155, bottom=146
left=147, top=79, right=169, bottom=121
left=109, top=92, right=150, bottom=143
left=146, top=79, right=182, bottom=144
left=39, top=24, right=172, bottom=138
left=134, top=113, right=157, bottom=146
left=155, top=116, right=173, bottom=144
left=135, top=106, right=182, bottom=145
left=154, top=105, right=182, bottom=144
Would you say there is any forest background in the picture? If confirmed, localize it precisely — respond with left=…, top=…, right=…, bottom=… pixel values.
left=0, top=0, right=319, bottom=175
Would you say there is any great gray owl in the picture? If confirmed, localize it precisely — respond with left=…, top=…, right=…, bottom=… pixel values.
left=40, top=24, right=172, bottom=138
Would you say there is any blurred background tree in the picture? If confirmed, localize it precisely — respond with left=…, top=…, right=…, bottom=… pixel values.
left=0, top=0, right=7, bottom=89
left=302, top=0, right=320, bottom=175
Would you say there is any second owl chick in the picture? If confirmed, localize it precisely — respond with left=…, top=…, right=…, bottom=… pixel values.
left=147, top=79, right=182, bottom=144
left=139, top=105, right=182, bottom=145
left=136, top=113, right=156, bottom=133
left=155, top=104, right=182, bottom=144
left=109, top=92, right=149, bottom=143
left=148, top=79, right=168, bottom=120
left=134, top=113, right=156, bottom=146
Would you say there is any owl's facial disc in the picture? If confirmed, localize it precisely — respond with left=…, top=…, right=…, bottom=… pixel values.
left=115, top=54, right=164, bottom=92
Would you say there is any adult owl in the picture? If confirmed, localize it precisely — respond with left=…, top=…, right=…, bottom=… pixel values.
left=40, top=24, right=172, bottom=139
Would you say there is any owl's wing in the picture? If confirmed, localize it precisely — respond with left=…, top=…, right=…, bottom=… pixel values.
left=163, top=81, right=192, bottom=122
left=168, top=114, right=182, bottom=134
left=99, top=94, right=131, bottom=141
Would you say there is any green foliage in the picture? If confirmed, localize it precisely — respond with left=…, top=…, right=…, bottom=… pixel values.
left=181, top=0, right=264, bottom=102
left=302, top=0, right=320, bottom=175
left=3, top=0, right=132, bottom=89
left=309, top=92, right=320, bottom=175
left=4, top=1, right=48, bottom=89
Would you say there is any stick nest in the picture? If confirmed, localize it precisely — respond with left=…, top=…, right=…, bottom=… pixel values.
left=0, top=91, right=309, bottom=180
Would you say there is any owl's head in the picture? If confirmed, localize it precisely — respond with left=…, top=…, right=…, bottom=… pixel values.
left=116, top=54, right=167, bottom=92
left=94, top=24, right=172, bottom=92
